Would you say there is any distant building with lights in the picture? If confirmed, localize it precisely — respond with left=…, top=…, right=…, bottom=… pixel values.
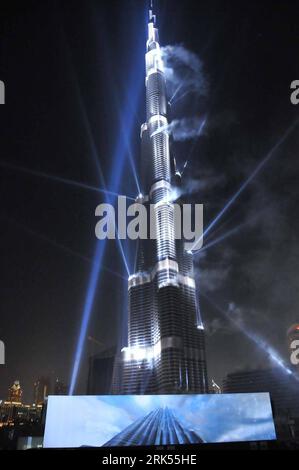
left=0, top=401, right=42, bottom=425
left=223, top=367, right=299, bottom=440
left=0, top=401, right=43, bottom=450
left=112, top=4, right=208, bottom=394
left=8, top=380, right=22, bottom=404
left=33, top=377, right=51, bottom=405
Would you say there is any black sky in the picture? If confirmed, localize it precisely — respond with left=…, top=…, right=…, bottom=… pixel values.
left=0, top=0, right=298, bottom=401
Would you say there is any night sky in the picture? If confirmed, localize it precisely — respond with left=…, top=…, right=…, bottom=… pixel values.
left=0, top=0, right=298, bottom=401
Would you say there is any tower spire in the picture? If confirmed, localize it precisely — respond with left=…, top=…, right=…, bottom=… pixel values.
left=149, top=0, right=156, bottom=25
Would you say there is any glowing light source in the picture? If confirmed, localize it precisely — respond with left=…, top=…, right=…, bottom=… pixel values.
left=122, top=341, right=162, bottom=362
left=169, top=83, right=183, bottom=104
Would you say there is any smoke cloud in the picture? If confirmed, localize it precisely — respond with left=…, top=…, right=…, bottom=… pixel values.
left=151, top=116, right=206, bottom=141
left=171, top=117, right=207, bottom=141
left=161, top=45, right=209, bottom=101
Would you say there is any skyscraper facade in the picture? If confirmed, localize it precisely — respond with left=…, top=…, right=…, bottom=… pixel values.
left=112, top=4, right=208, bottom=394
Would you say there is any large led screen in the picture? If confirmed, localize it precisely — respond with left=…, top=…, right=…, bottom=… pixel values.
left=44, top=393, right=276, bottom=448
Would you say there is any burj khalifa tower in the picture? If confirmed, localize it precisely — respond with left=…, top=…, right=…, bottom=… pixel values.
left=112, top=2, right=208, bottom=394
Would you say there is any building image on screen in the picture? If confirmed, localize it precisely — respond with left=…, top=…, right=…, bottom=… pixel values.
left=44, top=393, right=276, bottom=448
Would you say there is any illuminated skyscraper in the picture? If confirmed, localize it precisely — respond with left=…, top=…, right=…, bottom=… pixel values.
left=113, top=3, right=208, bottom=394
left=8, top=380, right=23, bottom=404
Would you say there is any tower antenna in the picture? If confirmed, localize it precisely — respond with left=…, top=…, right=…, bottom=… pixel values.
left=149, top=0, right=156, bottom=24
